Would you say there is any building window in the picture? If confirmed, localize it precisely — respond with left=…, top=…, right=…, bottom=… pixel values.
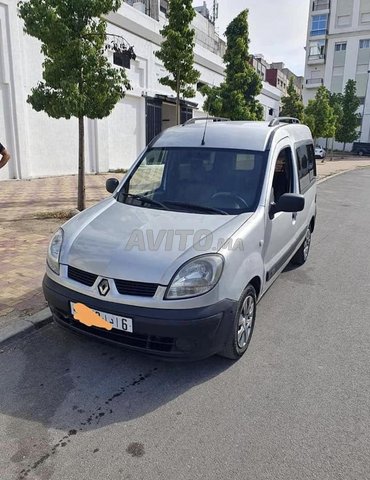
left=310, top=14, right=328, bottom=36
left=360, top=39, right=370, bottom=49
left=337, top=15, right=351, bottom=26
left=197, top=81, right=207, bottom=92
left=309, top=39, right=326, bottom=57
left=313, top=0, right=330, bottom=11
left=160, top=0, right=168, bottom=14
left=361, top=12, right=370, bottom=23
left=335, top=42, right=347, bottom=51
left=113, top=51, right=131, bottom=69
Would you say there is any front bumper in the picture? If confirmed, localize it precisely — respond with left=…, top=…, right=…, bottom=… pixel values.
left=43, top=275, right=237, bottom=360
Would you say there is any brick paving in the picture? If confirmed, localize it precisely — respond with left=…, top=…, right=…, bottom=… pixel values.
left=0, top=174, right=113, bottom=326
left=0, top=158, right=370, bottom=328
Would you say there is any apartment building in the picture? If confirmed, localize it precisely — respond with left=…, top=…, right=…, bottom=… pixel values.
left=251, top=55, right=303, bottom=96
left=304, top=0, right=370, bottom=142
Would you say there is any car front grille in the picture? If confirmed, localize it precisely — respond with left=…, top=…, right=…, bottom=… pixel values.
left=68, top=266, right=97, bottom=287
left=114, top=279, right=158, bottom=297
left=67, top=266, right=158, bottom=297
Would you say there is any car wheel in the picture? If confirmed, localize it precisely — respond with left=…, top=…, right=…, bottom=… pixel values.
left=291, top=226, right=312, bottom=266
left=219, top=284, right=256, bottom=360
left=358, top=150, right=364, bottom=156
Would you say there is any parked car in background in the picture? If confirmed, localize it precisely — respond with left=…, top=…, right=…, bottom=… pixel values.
left=43, top=117, right=317, bottom=361
left=352, top=142, right=370, bottom=156
left=315, top=146, right=326, bottom=159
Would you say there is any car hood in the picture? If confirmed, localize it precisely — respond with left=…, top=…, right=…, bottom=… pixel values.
left=61, top=198, right=252, bottom=285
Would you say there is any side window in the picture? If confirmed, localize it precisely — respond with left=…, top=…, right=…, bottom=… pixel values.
left=272, top=147, right=293, bottom=203
left=296, top=143, right=316, bottom=192
left=307, top=144, right=317, bottom=180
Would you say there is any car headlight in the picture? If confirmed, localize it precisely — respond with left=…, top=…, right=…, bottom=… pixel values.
left=165, top=254, right=224, bottom=300
left=47, top=228, right=64, bottom=274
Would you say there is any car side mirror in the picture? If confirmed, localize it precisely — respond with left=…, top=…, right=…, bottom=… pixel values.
left=106, top=178, right=119, bottom=194
left=270, top=193, right=305, bottom=219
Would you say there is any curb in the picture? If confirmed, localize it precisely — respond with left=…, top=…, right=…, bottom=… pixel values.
left=317, top=164, right=370, bottom=185
left=317, top=171, right=347, bottom=184
left=0, top=308, right=52, bottom=346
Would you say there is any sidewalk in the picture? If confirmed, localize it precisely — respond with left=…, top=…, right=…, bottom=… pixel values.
left=1, top=158, right=370, bottom=332
left=0, top=173, right=112, bottom=330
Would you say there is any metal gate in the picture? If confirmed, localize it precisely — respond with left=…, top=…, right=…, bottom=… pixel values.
left=146, top=98, right=162, bottom=145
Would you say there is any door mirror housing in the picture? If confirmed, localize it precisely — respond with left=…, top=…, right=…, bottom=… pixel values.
left=106, top=178, right=119, bottom=194
left=270, top=193, right=305, bottom=218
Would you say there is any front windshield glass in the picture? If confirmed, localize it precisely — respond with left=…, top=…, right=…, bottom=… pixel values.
left=117, top=147, right=267, bottom=215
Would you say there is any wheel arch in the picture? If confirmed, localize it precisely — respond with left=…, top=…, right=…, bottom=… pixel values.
left=248, top=276, right=262, bottom=299
left=310, top=215, right=316, bottom=233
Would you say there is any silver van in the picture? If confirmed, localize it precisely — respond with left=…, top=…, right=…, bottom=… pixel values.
left=43, top=118, right=317, bottom=360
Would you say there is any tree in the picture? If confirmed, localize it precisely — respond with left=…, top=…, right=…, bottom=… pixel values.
left=155, top=0, right=200, bottom=124
left=18, top=0, right=131, bottom=211
left=327, top=92, right=343, bottom=158
left=303, top=86, right=336, bottom=144
left=280, top=76, right=304, bottom=121
left=203, top=9, right=263, bottom=121
left=335, top=79, right=361, bottom=151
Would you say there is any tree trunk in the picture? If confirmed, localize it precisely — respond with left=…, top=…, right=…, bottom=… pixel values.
left=330, top=137, right=334, bottom=161
left=176, top=70, right=181, bottom=125
left=78, top=116, right=85, bottom=211
left=343, top=142, right=346, bottom=152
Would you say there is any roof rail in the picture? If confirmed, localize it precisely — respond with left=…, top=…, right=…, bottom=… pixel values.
left=182, top=116, right=230, bottom=126
left=268, top=117, right=300, bottom=127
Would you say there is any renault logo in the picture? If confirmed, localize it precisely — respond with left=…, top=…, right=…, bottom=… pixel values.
left=98, top=279, right=110, bottom=296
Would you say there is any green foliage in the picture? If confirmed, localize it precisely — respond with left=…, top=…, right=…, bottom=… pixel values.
left=335, top=79, right=361, bottom=145
left=18, top=0, right=130, bottom=120
left=329, top=92, right=343, bottom=138
left=303, top=86, right=336, bottom=141
left=155, top=0, right=200, bottom=100
left=280, top=77, right=304, bottom=121
left=203, top=9, right=263, bottom=121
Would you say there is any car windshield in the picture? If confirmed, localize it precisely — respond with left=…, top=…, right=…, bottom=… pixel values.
left=117, top=147, right=268, bottom=215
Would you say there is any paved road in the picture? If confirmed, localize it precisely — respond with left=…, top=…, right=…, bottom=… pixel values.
left=1, top=170, right=370, bottom=480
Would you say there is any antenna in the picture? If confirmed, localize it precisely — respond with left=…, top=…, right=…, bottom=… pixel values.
left=201, top=112, right=209, bottom=146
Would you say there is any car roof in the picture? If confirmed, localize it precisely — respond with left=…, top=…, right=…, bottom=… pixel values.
left=151, top=121, right=313, bottom=152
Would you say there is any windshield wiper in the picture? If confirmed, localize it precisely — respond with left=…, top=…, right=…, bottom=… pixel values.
left=164, top=201, right=228, bottom=215
left=120, top=193, right=169, bottom=210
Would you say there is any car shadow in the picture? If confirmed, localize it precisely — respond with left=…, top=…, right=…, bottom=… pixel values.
left=1, top=323, right=234, bottom=477
left=2, top=322, right=232, bottom=425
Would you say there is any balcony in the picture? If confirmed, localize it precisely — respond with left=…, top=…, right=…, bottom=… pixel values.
left=310, top=29, right=328, bottom=36
left=313, top=1, right=330, bottom=11
left=307, top=53, right=326, bottom=65
left=306, top=78, right=324, bottom=88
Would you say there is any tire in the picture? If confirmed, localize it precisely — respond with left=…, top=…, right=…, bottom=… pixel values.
left=291, top=226, right=312, bottom=266
left=219, top=284, right=256, bottom=360
left=358, top=150, right=364, bottom=156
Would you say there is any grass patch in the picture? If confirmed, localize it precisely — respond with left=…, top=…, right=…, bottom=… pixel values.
left=34, top=209, right=79, bottom=220
left=109, top=168, right=128, bottom=174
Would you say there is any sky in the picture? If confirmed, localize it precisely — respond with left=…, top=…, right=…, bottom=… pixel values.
left=193, top=0, right=310, bottom=76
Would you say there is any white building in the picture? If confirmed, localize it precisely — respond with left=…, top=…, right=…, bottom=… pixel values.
left=0, top=0, right=281, bottom=180
left=303, top=0, right=370, bottom=144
